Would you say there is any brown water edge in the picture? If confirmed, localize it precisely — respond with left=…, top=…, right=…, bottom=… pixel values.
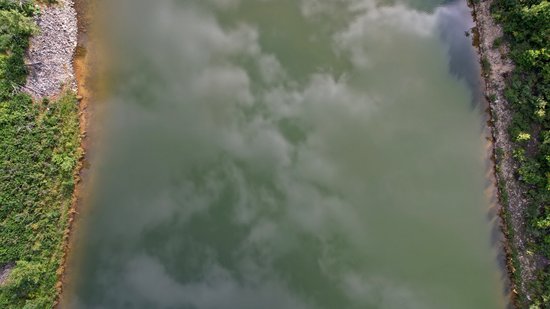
left=469, top=0, right=535, bottom=307
left=55, top=0, right=98, bottom=307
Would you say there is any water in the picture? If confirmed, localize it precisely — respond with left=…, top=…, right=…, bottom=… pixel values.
left=68, top=0, right=505, bottom=308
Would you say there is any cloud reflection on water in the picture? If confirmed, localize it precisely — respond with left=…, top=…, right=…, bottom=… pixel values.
left=70, top=1, right=502, bottom=308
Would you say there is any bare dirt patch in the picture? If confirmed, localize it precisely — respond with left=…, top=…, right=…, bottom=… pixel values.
left=0, top=262, right=15, bottom=286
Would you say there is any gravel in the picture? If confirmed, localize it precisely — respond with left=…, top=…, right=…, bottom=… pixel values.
left=23, top=0, right=78, bottom=98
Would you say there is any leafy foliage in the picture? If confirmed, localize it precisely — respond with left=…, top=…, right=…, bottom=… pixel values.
left=0, top=9, right=37, bottom=53
left=0, top=1, right=81, bottom=308
left=492, top=0, right=550, bottom=307
left=0, top=1, right=38, bottom=102
left=0, top=92, right=81, bottom=308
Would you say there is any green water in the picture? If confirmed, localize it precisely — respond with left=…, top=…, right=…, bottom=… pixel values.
left=69, top=0, right=505, bottom=308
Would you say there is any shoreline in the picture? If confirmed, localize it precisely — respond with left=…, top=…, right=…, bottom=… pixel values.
left=55, top=0, right=106, bottom=306
left=469, top=0, right=537, bottom=306
left=22, top=0, right=93, bottom=306
left=54, top=0, right=95, bottom=306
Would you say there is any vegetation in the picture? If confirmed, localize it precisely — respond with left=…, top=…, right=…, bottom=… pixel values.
left=481, top=56, right=492, bottom=75
left=0, top=1, right=81, bottom=307
left=491, top=0, right=550, bottom=307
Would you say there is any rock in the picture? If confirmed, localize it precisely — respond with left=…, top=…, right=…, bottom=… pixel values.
left=23, top=0, right=78, bottom=99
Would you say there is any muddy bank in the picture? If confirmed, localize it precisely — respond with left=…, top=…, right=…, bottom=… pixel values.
left=469, top=0, right=537, bottom=306
left=56, top=0, right=104, bottom=306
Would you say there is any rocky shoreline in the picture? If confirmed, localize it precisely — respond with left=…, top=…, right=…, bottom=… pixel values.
left=23, top=0, right=78, bottom=99
left=470, top=0, right=537, bottom=306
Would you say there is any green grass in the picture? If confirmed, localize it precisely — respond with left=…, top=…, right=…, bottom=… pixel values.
left=481, top=56, right=492, bottom=75
left=0, top=1, right=81, bottom=307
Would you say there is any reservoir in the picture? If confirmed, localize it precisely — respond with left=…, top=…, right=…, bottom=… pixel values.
left=68, top=0, right=506, bottom=308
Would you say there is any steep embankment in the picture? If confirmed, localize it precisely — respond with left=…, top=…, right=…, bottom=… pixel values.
left=0, top=0, right=82, bottom=307
left=471, top=0, right=549, bottom=307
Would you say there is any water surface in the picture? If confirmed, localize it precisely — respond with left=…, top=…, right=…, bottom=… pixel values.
left=70, top=0, right=504, bottom=308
